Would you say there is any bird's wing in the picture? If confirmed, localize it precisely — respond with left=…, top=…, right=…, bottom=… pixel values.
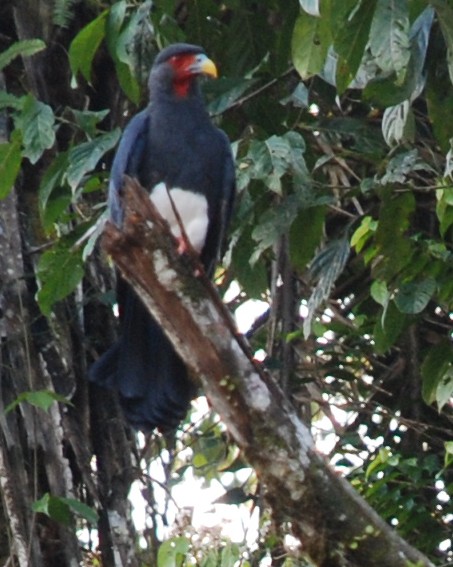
left=108, top=108, right=150, bottom=225
left=201, top=131, right=236, bottom=276
left=222, top=134, right=236, bottom=234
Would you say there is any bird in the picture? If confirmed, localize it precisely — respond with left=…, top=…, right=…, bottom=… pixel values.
left=89, top=43, right=236, bottom=431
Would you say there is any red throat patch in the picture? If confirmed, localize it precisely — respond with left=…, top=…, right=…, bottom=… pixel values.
left=169, top=54, right=197, bottom=97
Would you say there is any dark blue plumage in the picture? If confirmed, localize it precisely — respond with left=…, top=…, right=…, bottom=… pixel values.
left=90, top=44, right=235, bottom=431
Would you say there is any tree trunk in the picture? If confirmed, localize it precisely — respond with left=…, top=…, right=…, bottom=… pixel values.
left=0, top=3, right=139, bottom=560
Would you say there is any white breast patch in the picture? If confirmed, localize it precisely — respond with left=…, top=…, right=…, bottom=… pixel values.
left=150, top=182, right=209, bottom=253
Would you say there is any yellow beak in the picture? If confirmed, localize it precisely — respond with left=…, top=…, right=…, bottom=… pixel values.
left=190, top=54, right=218, bottom=79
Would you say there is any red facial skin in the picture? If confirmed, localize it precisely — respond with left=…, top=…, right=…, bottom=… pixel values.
left=168, top=54, right=199, bottom=97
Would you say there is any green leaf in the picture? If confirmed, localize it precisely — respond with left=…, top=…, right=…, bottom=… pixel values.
left=373, top=300, right=406, bottom=354
left=432, top=0, right=453, bottom=86
left=304, top=237, right=350, bottom=338
left=436, top=186, right=453, bottom=237
left=382, top=100, right=415, bottom=146
left=435, top=367, right=453, bottom=412
left=5, top=389, right=72, bottom=414
left=33, top=493, right=72, bottom=526
left=106, top=1, right=152, bottom=103
left=0, top=91, right=24, bottom=111
left=32, top=493, right=98, bottom=526
left=289, top=205, right=325, bottom=271
left=62, top=497, right=99, bottom=524
left=251, top=195, right=300, bottom=263
left=157, top=537, right=190, bottom=567
left=334, top=0, right=377, bottom=92
left=0, top=39, right=46, bottom=72
left=231, top=227, right=268, bottom=298
left=39, top=151, right=69, bottom=213
left=37, top=239, right=85, bottom=315
left=220, top=543, right=241, bottom=567
left=378, top=149, right=425, bottom=186
left=365, top=447, right=391, bottom=480
left=364, top=7, right=433, bottom=107
left=394, top=277, right=436, bottom=314
left=71, top=108, right=110, bottom=138
left=206, top=78, right=256, bottom=115
left=66, top=128, right=121, bottom=191
left=444, top=441, right=453, bottom=468
left=370, top=280, right=389, bottom=307
left=351, top=215, right=378, bottom=252
left=374, top=190, right=415, bottom=280
left=369, top=0, right=410, bottom=78
left=115, top=60, right=142, bottom=104
left=0, top=130, right=22, bottom=198
left=292, top=10, right=331, bottom=79
left=69, top=10, right=108, bottom=84
left=421, top=339, right=453, bottom=405
left=14, top=94, right=56, bottom=164
left=105, top=0, right=127, bottom=55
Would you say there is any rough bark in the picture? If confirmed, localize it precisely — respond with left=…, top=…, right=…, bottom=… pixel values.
left=0, top=13, right=138, bottom=559
left=102, top=177, right=436, bottom=567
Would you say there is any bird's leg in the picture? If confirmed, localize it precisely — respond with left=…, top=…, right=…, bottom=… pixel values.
left=164, top=183, right=192, bottom=253
left=164, top=184, right=204, bottom=277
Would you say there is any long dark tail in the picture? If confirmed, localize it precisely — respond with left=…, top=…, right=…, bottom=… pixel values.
left=89, top=283, right=196, bottom=431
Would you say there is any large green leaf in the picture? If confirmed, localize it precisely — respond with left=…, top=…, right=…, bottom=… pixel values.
left=251, top=194, right=301, bottom=262
left=432, top=0, right=453, bottom=86
left=206, top=78, right=256, bottom=115
left=33, top=493, right=98, bottom=527
left=37, top=239, right=85, bottom=316
left=292, top=10, right=331, bottom=79
left=421, top=339, right=453, bottom=406
left=231, top=227, right=268, bottom=299
left=374, top=189, right=415, bottom=280
left=394, top=277, right=436, bottom=314
left=373, top=301, right=406, bottom=354
left=435, top=367, right=453, bottom=411
left=69, top=9, right=108, bottom=84
left=426, top=58, right=453, bottom=153
left=66, top=128, right=121, bottom=191
left=39, top=151, right=69, bottom=212
left=369, top=0, right=410, bottom=78
left=334, top=0, right=377, bottom=92
left=62, top=497, right=99, bottom=524
left=33, top=493, right=72, bottom=526
left=435, top=186, right=453, bottom=237
left=14, top=94, right=56, bottom=164
left=381, top=100, right=415, bottom=146
left=238, top=133, right=309, bottom=198
left=105, top=1, right=153, bottom=103
left=105, top=0, right=127, bottom=55
left=71, top=108, right=110, bottom=138
left=289, top=205, right=325, bottom=271
left=364, top=6, right=434, bottom=107
left=304, top=237, right=350, bottom=338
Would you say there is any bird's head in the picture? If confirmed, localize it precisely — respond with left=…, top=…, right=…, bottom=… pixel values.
left=149, top=43, right=218, bottom=98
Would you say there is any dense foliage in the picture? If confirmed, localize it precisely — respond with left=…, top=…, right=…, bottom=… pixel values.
left=0, top=0, right=452, bottom=565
